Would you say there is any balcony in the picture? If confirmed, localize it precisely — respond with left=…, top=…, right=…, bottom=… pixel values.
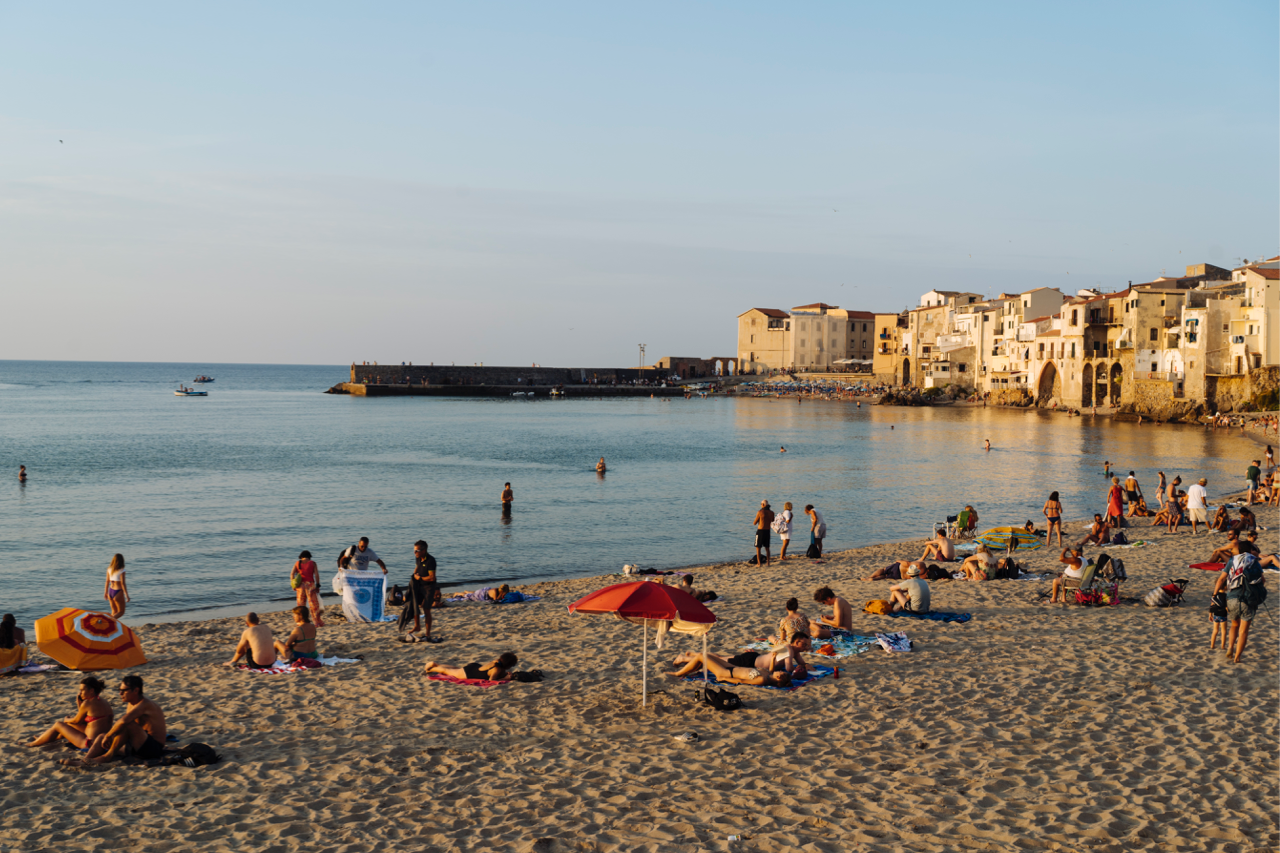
left=1144, top=371, right=1184, bottom=383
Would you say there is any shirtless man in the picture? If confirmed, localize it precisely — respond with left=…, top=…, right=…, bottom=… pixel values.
left=921, top=529, right=955, bottom=562
left=753, top=500, right=775, bottom=565
left=500, top=482, right=514, bottom=512
left=1207, top=531, right=1240, bottom=565
left=863, top=559, right=923, bottom=581
left=225, top=612, right=277, bottom=668
left=810, top=586, right=852, bottom=638
left=665, top=652, right=793, bottom=687
left=75, top=675, right=168, bottom=765
left=1123, top=471, right=1143, bottom=513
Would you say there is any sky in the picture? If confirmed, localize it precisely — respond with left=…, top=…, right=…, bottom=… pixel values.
left=1, top=2, right=1276, bottom=366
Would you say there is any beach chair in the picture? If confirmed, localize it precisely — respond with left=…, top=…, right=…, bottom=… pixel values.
left=955, top=509, right=978, bottom=540
left=1059, top=553, right=1124, bottom=606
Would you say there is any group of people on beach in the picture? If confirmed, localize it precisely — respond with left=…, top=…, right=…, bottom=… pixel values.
left=26, top=674, right=168, bottom=767
left=751, top=500, right=826, bottom=565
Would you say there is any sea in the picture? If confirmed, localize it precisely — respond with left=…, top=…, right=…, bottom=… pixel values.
left=0, top=360, right=1261, bottom=627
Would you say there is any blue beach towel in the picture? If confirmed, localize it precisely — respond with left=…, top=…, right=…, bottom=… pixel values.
left=883, top=610, right=972, bottom=623
left=680, top=664, right=834, bottom=691
left=742, top=634, right=876, bottom=659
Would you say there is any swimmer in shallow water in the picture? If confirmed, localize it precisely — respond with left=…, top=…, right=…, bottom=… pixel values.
left=596, top=457, right=606, bottom=473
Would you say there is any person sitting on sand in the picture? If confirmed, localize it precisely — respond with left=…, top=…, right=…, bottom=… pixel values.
left=889, top=564, right=931, bottom=613
left=1081, top=513, right=1112, bottom=545
left=28, top=676, right=113, bottom=749
left=920, top=530, right=955, bottom=562
left=809, top=587, right=852, bottom=638
left=961, top=544, right=997, bottom=581
left=1049, top=548, right=1086, bottom=603
left=665, top=652, right=793, bottom=687
left=1127, top=496, right=1154, bottom=518
left=674, top=574, right=717, bottom=603
left=1231, top=508, right=1256, bottom=532
left=71, top=675, right=167, bottom=766
left=1207, top=531, right=1240, bottom=564
left=776, top=598, right=811, bottom=643
left=225, top=612, right=277, bottom=668
left=423, top=653, right=518, bottom=682
left=274, top=606, right=318, bottom=662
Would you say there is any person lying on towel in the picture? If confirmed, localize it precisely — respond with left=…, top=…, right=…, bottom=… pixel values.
left=424, top=653, right=518, bottom=682
left=665, top=651, right=793, bottom=687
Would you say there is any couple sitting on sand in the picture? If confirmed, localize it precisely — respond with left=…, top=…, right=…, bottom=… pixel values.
left=224, top=608, right=318, bottom=669
left=28, top=675, right=168, bottom=767
left=666, top=633, right=812, bottom=688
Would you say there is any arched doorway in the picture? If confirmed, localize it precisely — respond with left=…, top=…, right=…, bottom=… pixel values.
left=902, top=358, right=911, bottom=386
left=1037, top=362, right=1059, bottom=405
left=1095, top=363, right=1108, bottom=406
left=1082, top=369, right=1093, bottom=407
left=727, top=360, right=735, bottom=376
left=1109, top=362, right=1123, bottom=405
left=713, top=360, right=723, bottom=376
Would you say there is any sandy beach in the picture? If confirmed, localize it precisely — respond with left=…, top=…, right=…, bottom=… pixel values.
left=3, top=507, right=1278, bottom=853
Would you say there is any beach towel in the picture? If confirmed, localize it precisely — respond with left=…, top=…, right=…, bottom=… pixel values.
left=15, top=663, right=59, bottom=674
left=237, top=655, right=360, bottom=674
left=446, top=589, right=543, bottom=604
left=743, top=633, right=876, bottom=659
left=679, top=664, right=834, bottom=691
left=332, top=569, right=395, bottom=623
left=426, top=673, right=507, bottom=688
left=875, top=632, right=912, bottom=652
left=0, top=644, right=28, bottom=675
left=882, top=610, right=973, bottom=623
left=1191, top=562, right=1225, bottom=572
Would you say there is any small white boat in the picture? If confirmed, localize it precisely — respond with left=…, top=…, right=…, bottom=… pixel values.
left=174, top=385, right=207, bottom=397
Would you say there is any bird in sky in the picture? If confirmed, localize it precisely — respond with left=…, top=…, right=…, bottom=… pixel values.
left=59, top=140, right=63, bottom=143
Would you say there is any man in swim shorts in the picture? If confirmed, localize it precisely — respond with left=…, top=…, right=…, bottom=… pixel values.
left=889, top=564, right=932, bottom=613
left=79, top=675, right=168, bottom=765
left=753, top=500, right=775, bottom=566
left=225, top=612, right=277, bottom=668
left=920, top=529, right=955, bottom=562
left=810, top=587, right=852, bottom=638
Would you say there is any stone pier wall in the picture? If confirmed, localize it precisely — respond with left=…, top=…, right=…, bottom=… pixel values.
left=350, top=364, right=659, bottom=387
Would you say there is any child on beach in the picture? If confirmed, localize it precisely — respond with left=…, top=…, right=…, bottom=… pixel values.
left=1208, top=590, right=1228, bottom=649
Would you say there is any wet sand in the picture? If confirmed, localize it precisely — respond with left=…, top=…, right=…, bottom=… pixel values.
left=3, top=507, right=1277, bottom=853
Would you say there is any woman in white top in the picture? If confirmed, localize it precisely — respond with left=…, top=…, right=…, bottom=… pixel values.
left=777, top=502, right=795, bottom=561
left=1049, top=547, right=1084, bottom=603
left=103, top=554, right=129, bottom=618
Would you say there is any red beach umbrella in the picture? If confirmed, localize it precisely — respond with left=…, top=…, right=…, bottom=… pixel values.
left=34, top=608, right=147, bottom=671
left=568, top=581, right=717, bottom=706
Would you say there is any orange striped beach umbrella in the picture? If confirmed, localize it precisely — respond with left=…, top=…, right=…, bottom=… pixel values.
left=34, top=608, right=147, bottom=671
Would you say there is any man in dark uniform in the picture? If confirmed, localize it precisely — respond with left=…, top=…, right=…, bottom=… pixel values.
left=400, top=540, right=439, bottom=643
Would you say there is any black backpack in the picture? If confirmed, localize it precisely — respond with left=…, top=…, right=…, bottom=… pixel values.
left=695, top=686, right=741, bottom=711
left=1241, top=564, right=1268, bottom=609
left=511, top=669, right=544, bottom=683
left=805, top=541, right=821, bottom=559
left=1095, top=553, right=1127, bottom=583
left=387, top=585, right=407, bottom=607
left=157, top=743, right=221, bottom=767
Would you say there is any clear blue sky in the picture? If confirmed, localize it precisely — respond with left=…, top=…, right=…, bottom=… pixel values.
left=2, top=2, right=1276, bottom=365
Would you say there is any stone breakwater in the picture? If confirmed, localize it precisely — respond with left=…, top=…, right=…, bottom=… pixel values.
left=328, top=364, right=689, bottom=397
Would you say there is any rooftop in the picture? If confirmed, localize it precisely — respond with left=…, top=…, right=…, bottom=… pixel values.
left=739, top=308, right=789, bottom=319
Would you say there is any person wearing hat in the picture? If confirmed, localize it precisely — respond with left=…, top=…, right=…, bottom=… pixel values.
left=752, top=500, right=776, bottom=566
left=1186, top=478, right=1209, bottom=533
left=889, top=564, right=931, bottom=614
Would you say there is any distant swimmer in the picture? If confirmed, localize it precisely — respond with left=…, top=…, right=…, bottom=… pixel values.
left=501, top=482, right=513, bottom=514
left=1103, top=460, right=1111, bottom=477
left=18, top=465, right=26, bottom=482
left=984, top=439, right=991, bottom=451
left=596, top=457, right=607, bottom=473
left=780, top=446, right=787, bottom=453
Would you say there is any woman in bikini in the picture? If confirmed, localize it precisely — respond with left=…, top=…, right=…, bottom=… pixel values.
left=960, top=544, right=996, bottom=581
left=27, top=677, right=114, bottom=748
left=290, top=550, right=324, bottom=627
left=423, top=652, right=518, bottom=682
left=103, top=554, right=129, bottom=618
left=274, top=606, right=319, bottom=662
left=1042, top=491, right=1064, bottom=548
left=664, top=652, right=793, bottom=687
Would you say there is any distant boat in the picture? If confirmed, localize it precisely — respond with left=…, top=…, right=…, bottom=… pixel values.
left=175, top=385, right=208, bottom=397
left=193, top=375, right=215, bottom=383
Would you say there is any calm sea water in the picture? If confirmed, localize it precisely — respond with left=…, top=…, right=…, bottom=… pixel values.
left=0, top=360, right=1259, bottom=626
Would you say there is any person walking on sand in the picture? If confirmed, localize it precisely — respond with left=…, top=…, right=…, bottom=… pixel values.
left=1245, top=460, right=1261, bottom=505
left=103, top=554, right=129, bottom=619
left=1043, top=491, right=1064, bottom=548
left=1156, top=471, right=1168, bottom=510
left=1123, top=471, right=1143, bottom=514
left=753, top=500, right=775, bottom=566
left=290, top=550, right=324, bottom=627
left=1215, top=542, right=1266, bottom=664
left=1186, top=478, right=1209, bottom=534
left=777, top=502, right=795, bottom=561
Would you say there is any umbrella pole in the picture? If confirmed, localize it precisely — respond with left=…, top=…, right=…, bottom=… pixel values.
left=642, top=619, right=648, bottom=708
left=703, top=632, right=708, bottom=689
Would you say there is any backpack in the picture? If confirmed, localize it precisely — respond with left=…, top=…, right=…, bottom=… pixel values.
left=337, top=545, right=356, bottom=569
left=386, top=585, right=407, bottom=607
left=696, top=686, right=742, bottom=711
left=157, top=743, right=221, bottom=767
left=1095, top=553, right=1127, bottom=583
left=864, top=600, right=892, bottom=615
left=806, top=540, right=821, bottom=559
left=1111, top=531, right=1129, bottom=546
left=511, top=669, right=544, bottom=683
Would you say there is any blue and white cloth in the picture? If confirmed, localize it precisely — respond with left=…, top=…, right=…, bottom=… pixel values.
left=332, top=570, right=394, bottom=623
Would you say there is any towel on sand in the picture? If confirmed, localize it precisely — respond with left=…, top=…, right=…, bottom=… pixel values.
left=743, top=634, right=875, bottom=659
left=882, top=610, right=972, bottom=623
left=426, top=673, right=506, bottom=688
left=680, top=664, right=834, bottom=691
left=447, top=589, right=543, bottom=605
left=875, top=631, right=912, bottom=652
left=237, top=655, right=360, bottom=674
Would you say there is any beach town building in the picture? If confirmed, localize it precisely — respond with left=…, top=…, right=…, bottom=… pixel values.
left=736, top=304, right=878, bottom=374
left=873, top=313, right=908, bottom=385
left=736, top=308, right=791, bottom=374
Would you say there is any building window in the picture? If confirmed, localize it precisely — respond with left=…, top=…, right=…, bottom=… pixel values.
left=750, top=335, right=754, bottom=343
left=862, top=340, right=868, bottom=349
left=800, top=339, right=806, bottom=348
left=862, top=323, right=868, bottom=332
left=1149, top=328, right=1157, bottom=342
left=1071, top=310, right=1078, bottom=325
left=1070, top=343, right=1076, bottom=358
left=1151, top=363, right=1158, bottom=372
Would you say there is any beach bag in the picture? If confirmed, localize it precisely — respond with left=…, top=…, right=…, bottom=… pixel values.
left=511, top=669, right=544, bottom=683
left=386, top=585, right=407, bottom=607
left=1075, top=589, right=1104, bottom=606
left=925, top=564, right=950, bottom=581
left=1111, top=531, right=1129, bottom=545
left=1096, top=554, right=1126, bottom=583
left=864, top=600, right=892, bottom=615
left=158, top=743, right=221, bottom=767
left=806, top=537, right=821, bottom=559
left=696, top=686, right=741, bottom=711
left=290, top=574, right=302, bottom=590
left=770, top=515, right=787, bottom=535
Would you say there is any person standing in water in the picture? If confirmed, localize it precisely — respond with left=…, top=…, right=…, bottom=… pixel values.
left=500, top=482, right=514, bottom=515
left=17, top=465, right=27, bottom=482
left=596, top=457, right=607, bottom=473
left=103, top=554, right=129, bottom=618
